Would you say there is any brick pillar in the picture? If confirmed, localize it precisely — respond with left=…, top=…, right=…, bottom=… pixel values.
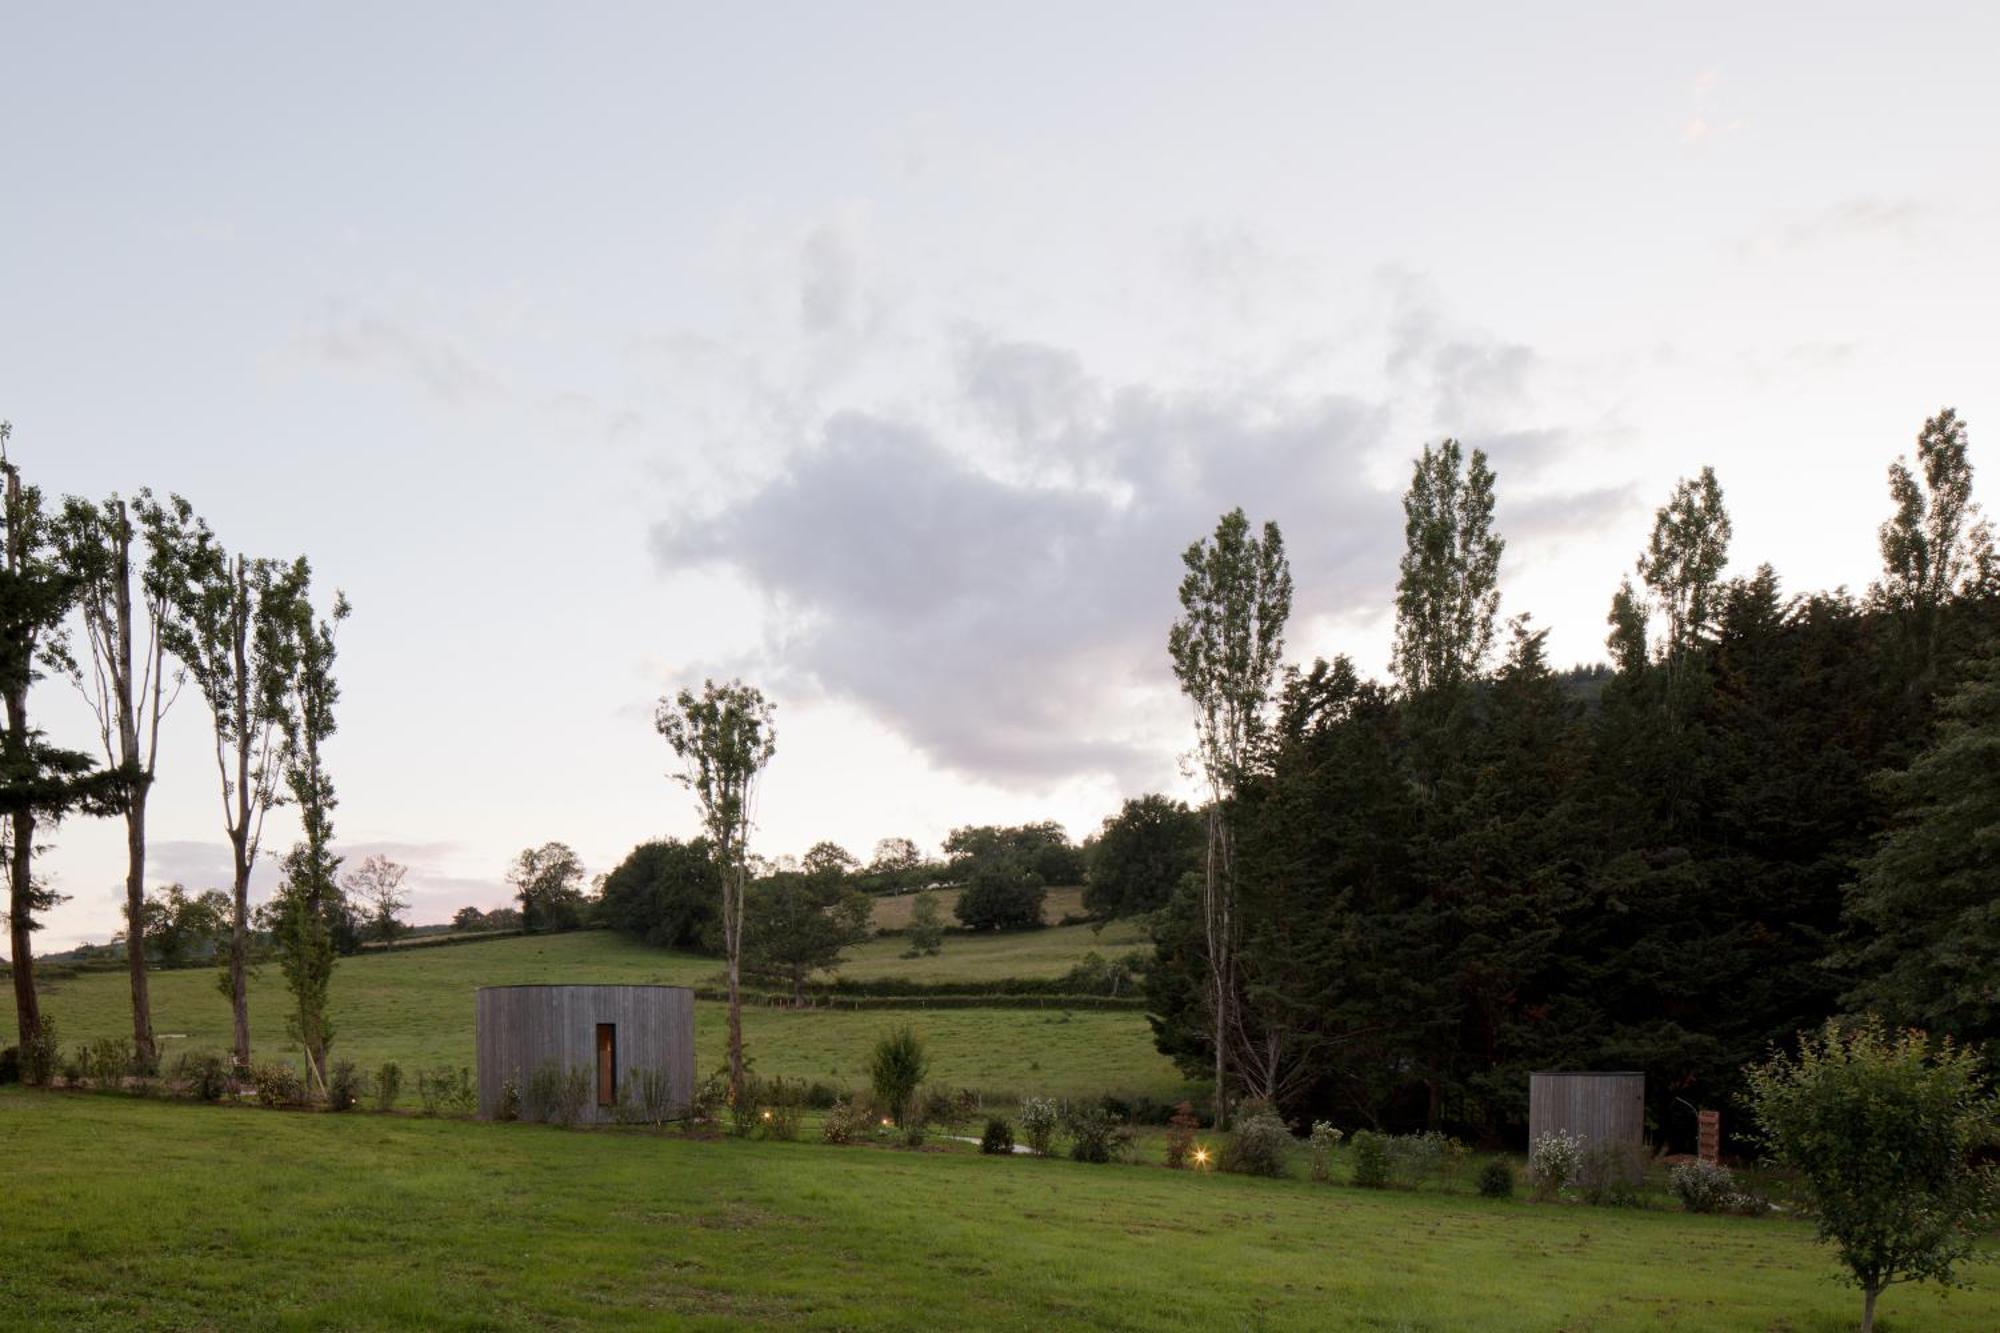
left=1697, top=1109, right=1721, bottom=1165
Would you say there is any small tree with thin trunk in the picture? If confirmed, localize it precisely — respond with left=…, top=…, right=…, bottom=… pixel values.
left=55, top=490, right=195, bottom=1070
left=270, top=572, right=346, bottom=1094
left=1746, top=1019, right=2000, bottom=1333
left=1167, top=508, right=1291, bottom=1128
left=656, top=679, right=775, bottom=1105
left=151, top=510, right=297, bottom=1072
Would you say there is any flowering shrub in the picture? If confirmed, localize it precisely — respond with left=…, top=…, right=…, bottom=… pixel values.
left=821, top=1099, right=873, bottom=1145
left=1307, top=1121, right=1344, bottom=1182
left=1529, top=1129, right=1584, bottom=1200
left=1222, top=1111, right=1292, bottom=1178
left=1669, top=1160, right=1736, bottom=1213
left=251, top=1062, right=305, bottom=1108
left=1019, top=1096, right=1062, bottom=1157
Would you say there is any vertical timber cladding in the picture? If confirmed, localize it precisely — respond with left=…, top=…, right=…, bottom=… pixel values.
left=475, top=985, right=695, bottom=1123
left=1528, top=1071, right=1646, bottom=1167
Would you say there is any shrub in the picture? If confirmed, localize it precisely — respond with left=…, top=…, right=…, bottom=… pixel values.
left=1018, top=1096, right=1062, bottom=1157
left=1746, top=1019, right=2000, bottom=1332
left=252, top=1062, right=305, bottom=1108
left=1306, top=1121, right=1344, bottom=1182
left=327, top=1061, right=365, bottom=1112
left=869, top=1025, right=928, bottom=1126
left=1577, top=1139, right=1645, bottom=1207
left=1349, top=1130, right=1391, bottom=1188
left=1387, top=1131, right=1446, bottom=1189
left=980, top=1117, right=1015, bottom=1154
left=1478, top=1158, right=1516, bottom=1199
left=523, top=1062, right=591, bottom=1128
left=729, top=1074, right=765, bottom=1138
left=920, top=1086, right=979, bottom=1131
left=83, top=1037, right=134, bottom=1089
left=899, top=1119, right=928, bottom=1148
left=761, top=1076, right=806, bottom=1140
left=618, top=1067, right=673, bottom=1126
left=0, top=1046, right=17, bottom=1085
left=1222, top=1111, right=1292, bottom=1178
left=416, top=1066, right=451, bottom=1116
left=687, top=1068, right=728, bottom=1127
left=1164, top=1100, right=1200, bottom=1169
left=1065, top=1104, right=1131, bottom=1164
left=1528, top=1129, right=1584, bottom=1201
left=175, top=1051, right=231, bottom=1103
left=804, top=1080, right=844, bottom=1110
left=59, top=1046, right=87, bottom=1086
left=20, top=1019, right=58, bottom=1087
left=822, top=1099, right=872, bottom=1145
left=1669, top=1160, right=1735, bottom=1213
left=497, top=1073, right=521, bottom=1122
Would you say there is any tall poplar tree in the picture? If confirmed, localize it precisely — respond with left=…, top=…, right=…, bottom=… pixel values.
left=270, top=570, right=347, bottom=1093
left=1390, top=439, right=1503, bottom=697
left=656, top=679, right=775, bottom=1103
left=153, top=515, right=297, bottom=1071
left=1167, top=507, right=1292, bottom=1127
left=54, top=491, right=196, bottom=1068
left=1636, top=466, right=1733, bottom=669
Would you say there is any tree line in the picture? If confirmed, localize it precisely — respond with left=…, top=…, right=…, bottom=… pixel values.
left=1137, top=409, right=1998, bottom=1143
left=0, top=423, right=360, bottom=1093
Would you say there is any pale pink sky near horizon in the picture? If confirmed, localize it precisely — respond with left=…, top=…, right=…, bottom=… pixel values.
left=6, top=2, right=1998, bottom=950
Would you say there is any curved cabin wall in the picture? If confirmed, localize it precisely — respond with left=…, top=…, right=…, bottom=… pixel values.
left=1528, top=1070, right=1646, bottom=1177
left=475, top=984, right=695, bottom=1123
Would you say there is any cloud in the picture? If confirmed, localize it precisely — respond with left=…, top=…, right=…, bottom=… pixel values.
left=296, top=311, right=507, bottom=405
left=654, top=354, right=1416, bottom=788
left=1735, top=197, right=1927, bottom=259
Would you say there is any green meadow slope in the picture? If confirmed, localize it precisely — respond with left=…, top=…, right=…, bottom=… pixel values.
left=8, top=897, right=1175, bottom=1104
left=5, top=1092, right=1993, bottom=1331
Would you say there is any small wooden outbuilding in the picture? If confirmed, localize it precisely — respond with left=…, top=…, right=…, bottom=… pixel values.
left=1528, top=1070, right=1646, bottom=1152
left=475, top=984, right=695, bottom=1124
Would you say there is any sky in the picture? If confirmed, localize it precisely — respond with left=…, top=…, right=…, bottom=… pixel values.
left=6, top=3, right=1999, bottom=950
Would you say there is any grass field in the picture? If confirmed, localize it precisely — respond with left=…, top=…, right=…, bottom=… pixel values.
left=4, top=1090, right=1993, bottom=1330
left=10, top=928, right=1187, bottom=1104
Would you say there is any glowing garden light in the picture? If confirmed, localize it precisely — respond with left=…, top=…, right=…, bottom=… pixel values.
left=1192, top=1146, right=1212, bottom=1168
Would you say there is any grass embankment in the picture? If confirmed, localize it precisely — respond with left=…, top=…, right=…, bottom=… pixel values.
left=5, top=1092, right=1992, bottom=1331
left=9, top=924, right=1183, bottom=1105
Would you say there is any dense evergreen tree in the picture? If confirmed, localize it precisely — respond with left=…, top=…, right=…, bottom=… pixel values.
left=1845, top=639, right=2000, bottom=1050
left=1083, top=795, right=1204, bottom=919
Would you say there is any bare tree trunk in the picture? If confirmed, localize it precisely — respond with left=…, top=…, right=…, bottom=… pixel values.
left=8, top=809, right=41, bottom=1052
left=1203, top=802, right=1232, bottom=1130
left=1861, top=1286, right=1879, bottom=1333
left=227, top=557, right=252, bottom=1072
left=229, top=825, right=250, bottom=1069
left=111, top=501, right=157, bottom=1069
left=124, top=798, right=155, bottom=1066
left=723, top=844, right=745, bottom=1102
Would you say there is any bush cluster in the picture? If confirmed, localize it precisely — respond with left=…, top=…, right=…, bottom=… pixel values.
left=1306, top=1121, right=1344, bottom=1182
left=1528, top=1129, right=1583, bottom=1201
left=1577, top=1140, right=1645, bottom=1207
left=1669, top=1160, right=1735, bottom=1213
left=821, top=1099, right=873, bottom=1145
left=1018, top=1096, right=1062, bottom=1157
left=252, top=1062, right=305, bottom=1108
left=416, top=1066, right=476, bottom=1116
left=1222, top=1111, right=1292, bottom=1178
left=1063, top=1103, right=1132, bottom=1164
left=327, top=1061, right=365, bottom=1112
left=174, top=1051, right=232, bottom=1103
left=980, top=1117, right=1015, bottom=1154
left=524, top=1061, right=591, bottom=1127
left=1477, top=1158, right=1516, bottom=1199
left=373, top=1062, right=403, bottom=1111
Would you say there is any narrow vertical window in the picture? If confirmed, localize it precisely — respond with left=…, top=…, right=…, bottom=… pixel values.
left=596, top=1023, right=616, bottom=1106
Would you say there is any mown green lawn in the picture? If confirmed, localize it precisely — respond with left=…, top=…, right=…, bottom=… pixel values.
left=4, top=1090, right=1992, bottom=1330
left=12, top=930, right=1187, bottom=1104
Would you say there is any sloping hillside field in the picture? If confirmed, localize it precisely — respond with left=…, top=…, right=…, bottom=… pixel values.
left=10, top=923, right=1180, bottom=1104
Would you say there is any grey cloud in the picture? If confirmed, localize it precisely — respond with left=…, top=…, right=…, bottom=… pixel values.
left=297, top=313, right=506, bottom=405
left=955, top=334, right=1100, bottom=444
left=655, top=377, right=1403, bottom=788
